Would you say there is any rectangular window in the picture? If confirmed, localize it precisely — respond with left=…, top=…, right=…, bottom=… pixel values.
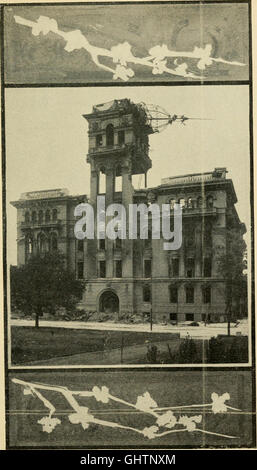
left=99, top=238, right=105, bottom=250
left=203, top=258, right=212, bottom=277
left=203, top=286, right=211, bottom=304
left=118, top=130, right=125, bottom=145
left=115, top=260, right=122, bottom=278
left=77, top=240, right=84, bottom=252
left=170, top=313, right=177, bottom=322
left=143, top=286, right=151, bottom=302
left=186, top=286, right=194, bottom=303
left=169, top=286, right=178, bottom=303
left=144, top=259, right=152, bottom=278
left=186, top=313, right=194, bottom=321
left=99, top=261, right=106, bottom=278
left=115, top=237, right=122, bottom=250
left=186, top=258, right=195, bottom=278
left=77, top=262, right=84, bottom=279
left=96, top=134, right=103, bottom=147
left=172, top=258, right=179, bottom=277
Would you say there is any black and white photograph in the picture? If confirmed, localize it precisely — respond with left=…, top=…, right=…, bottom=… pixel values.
left=6, top=85, right=251, bottom=367
left=0, top=0, right=255, bottom=453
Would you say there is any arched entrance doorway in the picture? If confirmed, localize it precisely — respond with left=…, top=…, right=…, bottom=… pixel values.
left=99, top=290, right=119, bottom=314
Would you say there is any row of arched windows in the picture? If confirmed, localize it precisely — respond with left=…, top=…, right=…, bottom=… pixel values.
left=169, top=195, right=214, bottom=210
left=25, top=209, right=58, bottom=224
left=95, top=124, right=126, bottom=149
left=25, top=232, right=58, bottom=255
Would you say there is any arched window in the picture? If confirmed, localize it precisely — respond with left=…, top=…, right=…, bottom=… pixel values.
left=38, top=210, right=43, bottom=224
left=169, top=199, right=176, bottom=209
left=187, top=197, right=193, bottom=208
left=45, top=209, right=51, bottom=223
left=50, top=232, right=58, bottom=251
left=38, top=233, right=47, bottom=253
left=26, top=235, right=33, bottom=256
left=52, top=209, right=57, bottom=221
left=207, top=195, right=213, bottom=209
left=32, top=211, right=37, bottom=223
left=197, top=196, right=203, bottom=208
left=25, top=212, right=30, bottom=224
left=178, top=198, right=185, bottom=208
left=106, top=124, right=114, bottom=147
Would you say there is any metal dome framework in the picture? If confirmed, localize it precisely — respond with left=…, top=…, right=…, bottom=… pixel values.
left=137, top=102, right=211, bottom=133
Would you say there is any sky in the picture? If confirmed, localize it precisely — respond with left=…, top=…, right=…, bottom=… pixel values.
left=5, top=85, right=250, bottom=266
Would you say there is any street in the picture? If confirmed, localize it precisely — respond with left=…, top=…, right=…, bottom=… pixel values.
left=11, top=318, right=249, bottom=340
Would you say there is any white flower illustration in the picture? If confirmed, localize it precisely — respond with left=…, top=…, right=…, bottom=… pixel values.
left=156, top=410, right=177, bottom=429
left=37, top=416, right=61, bottom=433
left=152, top=59, right=167, bottom=75
left=211, top=392, right=230, bottom=414
left=178, top=415, right=202, bottom=432
left=68, top=406, right=94, bottom=430
left=113, top=65, right=134, bottom=81
left=64, top=30, right=89, bottom=52
left=111, top=42, right=134, bottom=66
left=142, top=425, right=159, bottom=439
left=149, top=44, right=171, bottom=61
left=194, top=44, right=213, bottom=70
left=135, top=391, right=158, bottom=412
left=14, top=15, right=246, bottom=82
left=92, top=386, right=110, bottom=404
left=31, top=16, right=58, bottom=37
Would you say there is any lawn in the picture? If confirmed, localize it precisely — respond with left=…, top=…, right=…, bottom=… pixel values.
left=11, top=326, right=180, bottom=365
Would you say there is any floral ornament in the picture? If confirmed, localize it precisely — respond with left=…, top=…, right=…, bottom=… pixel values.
left=14, top=15, right=246, bottom=82
left=135, top=391, right=158, bottom=412
left=156, top=410, right=177, bottom=429
left=111, top=42, right=134, bottom=66
left=31, top=15, right=58, bottom=36
left=63, top=30, right=89, bottom=52
left=149, top=44, right=171, bottom=61
left=211, top=392, right=230, bottom=414
left=12, top=378, right=241, bottom=441
left=92, top=386, right=110, bottom=404
left=113, top=65, right=134, bottom=81
left=178, top=415, right=202, bottom=432
left=152, top=59, right=167, bottom=75
left=37, top=416, right=61, bottom=433
left=174, top=62, right=189, bottom=75
left=194, top=45, right=213, bottom=70
left=68, top=406, right=94, bottom=430
left=142, top=425, right=159, bottom=439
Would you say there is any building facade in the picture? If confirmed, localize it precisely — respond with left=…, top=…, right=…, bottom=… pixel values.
left=11, top=99, right=246, bottom=323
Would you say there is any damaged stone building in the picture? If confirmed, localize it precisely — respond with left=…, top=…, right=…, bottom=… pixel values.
left=11, top=99, right=246, bottom=323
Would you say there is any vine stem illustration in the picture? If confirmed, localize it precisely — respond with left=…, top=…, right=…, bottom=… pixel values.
left=13, top=378, right=240, bottom=440
left=14, top=15, right=245, bottom=81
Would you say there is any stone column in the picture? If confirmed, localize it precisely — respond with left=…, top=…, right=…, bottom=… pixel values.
left=106, top=168, right=115, bottom=278
left=195, top=224, right=202, bottom=277
left=88, top=168, right=99, bottom=278
left=90, top=169, right=99, bottom=207
left=179, top=245, right=185, bottom=277
left=121, top=162, right=133, bottom=278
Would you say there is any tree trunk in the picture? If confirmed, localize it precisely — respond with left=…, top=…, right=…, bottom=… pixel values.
left=227, top=312, right=231, bottom=336
left=35, top=307, right=42, bottom=328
